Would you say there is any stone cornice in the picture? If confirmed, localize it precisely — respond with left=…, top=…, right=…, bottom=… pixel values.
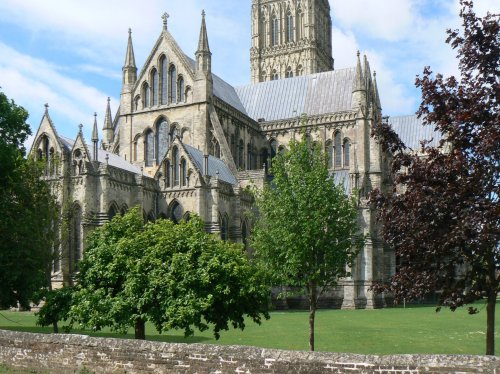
left=260, top=111, right=357, bottom=135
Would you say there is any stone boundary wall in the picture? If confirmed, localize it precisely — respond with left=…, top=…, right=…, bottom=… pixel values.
left=0, top=330, right=498, bottom=373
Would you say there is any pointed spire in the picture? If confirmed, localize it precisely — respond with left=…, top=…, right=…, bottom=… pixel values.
left=124, top=28, right=136, bottom=68
left=92, top=112, right=99, bottom=142
left=122, top=29, right=138, bottom=88
left=353, top=51, right=365, bottom=92
left=44, top=103, right=49, bottom=115
left=92, top=113, right=99, bottom=161
left=78, top=124, right=83, bottom=134
left=102, top=97, right=114, bottom=149
left=103, top=97, right=113, bottom=130
left=197, top=10, right=210, bottom=54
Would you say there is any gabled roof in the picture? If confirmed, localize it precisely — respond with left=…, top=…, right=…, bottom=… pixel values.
left=235, top=68, right=356, bottom=122
left=57, top=135, right=144, bottom=175
left=389, top=115, right=443, bottom=150
left=183, top=143, right=237, bottom=185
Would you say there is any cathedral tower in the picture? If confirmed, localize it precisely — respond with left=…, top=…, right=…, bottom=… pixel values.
left=250, top=0, right=334, bottom=83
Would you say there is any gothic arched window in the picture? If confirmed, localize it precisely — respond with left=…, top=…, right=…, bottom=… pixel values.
left=271, top=69, right=279, bottom=81
left=285, top=66, right=293, bottom=78
left=170, top=201, right=183, bottom=224
left=286, top=10, right=294, bottom=42
left=151, top=68, right=159, bottom=106
left=334, top=131, right=342, bottom=168
left=164, top=160, right=171, bottom=187
left=238, top=139, right=244, bottom=169
left=343, top=139, right=351, bottom=167
left=143, top=82, right=150, bottom=108
left=156, top=120, right=169, bottom=162
left=160, top=55, right=168, bottom=105
left=270, top=139, right=278, bottom=161
left=326, top=140, right=333, bottom=169
left=297, top=8, right=304, bottom=40
left=169, top=64, right=177, bottom=103
left=145, top=129, right=154, bottom=166
left=180, top=158, right=187, bottom=186
left=172, top=146, right=179, bottom=185
left=178, top=76, right=185, bottom=102
left=271, top=14, right=279, bottom=46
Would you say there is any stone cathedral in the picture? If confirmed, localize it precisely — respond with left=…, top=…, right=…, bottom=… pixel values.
left=31, top=0, right=433, bottom=309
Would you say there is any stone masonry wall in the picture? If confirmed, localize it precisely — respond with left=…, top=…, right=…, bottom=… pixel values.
left=0, top=330, right=498, bottom=373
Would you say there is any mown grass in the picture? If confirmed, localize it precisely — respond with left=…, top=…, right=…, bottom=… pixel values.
left=0, top=303, right=497, bottom=355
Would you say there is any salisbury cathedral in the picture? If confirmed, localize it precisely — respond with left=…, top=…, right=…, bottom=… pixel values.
left=31, top=0, right=435, bottom=309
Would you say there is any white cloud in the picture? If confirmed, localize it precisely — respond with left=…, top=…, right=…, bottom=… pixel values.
left=0, top=42, right=118, bottom=138
left=331, top=28, right=359, bottom=69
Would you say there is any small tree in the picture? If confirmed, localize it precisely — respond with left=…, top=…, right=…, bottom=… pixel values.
left=371, top=1, right=499, bottom=355
left=70, top=208, right=269, bottom=339
left=0, top=91, right=58, bottom=310
left=252, top=133, right=363, bottom=351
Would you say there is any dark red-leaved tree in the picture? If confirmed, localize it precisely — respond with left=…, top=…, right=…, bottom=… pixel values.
left=371, top=1, right=499, bottom=355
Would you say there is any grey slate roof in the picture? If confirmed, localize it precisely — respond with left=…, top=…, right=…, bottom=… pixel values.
left=183, top=143, right=238, bottom=185
left=58, top=135, right=144, bottom=175
left=184, top=54, right=247, bottom=114
left=235, top=68, right=356, bottom=122
left=389, top=115, right=443, bottom=150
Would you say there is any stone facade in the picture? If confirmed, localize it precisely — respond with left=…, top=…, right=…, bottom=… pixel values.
left=1, top=330, right=498, bottom=373
left=29, top=1, right=431, bottom=306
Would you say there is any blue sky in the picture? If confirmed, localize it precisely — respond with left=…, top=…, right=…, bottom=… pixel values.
left=0, top=0, right=497, bottom=149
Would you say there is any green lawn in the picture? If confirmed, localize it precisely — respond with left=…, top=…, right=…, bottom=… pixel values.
left=0, top=304, right=497, bottom=355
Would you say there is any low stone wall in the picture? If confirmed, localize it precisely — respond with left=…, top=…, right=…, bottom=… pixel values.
left=0, top=329, right=498, bottom=373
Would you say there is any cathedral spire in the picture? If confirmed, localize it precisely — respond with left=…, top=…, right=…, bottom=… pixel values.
left=373, top=71, right=382, bottom=111
left=352, top=51, right=367, bottom=111
left=196, top=10, right=212, bottom=74
left=103, top=98, right=114, bottom=149
left=92, top=112, right=99, bottom=161
left=122, top=28, right=137, bottom=87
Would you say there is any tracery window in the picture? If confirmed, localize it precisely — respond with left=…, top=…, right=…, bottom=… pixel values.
left=334, top=132, right=342, bottom=168
left=271, top=14, right=279, bottom=46
left=169, top=64, right=177, bottom=103
left=180, top=158, right=187, bottom=186
left=145, top=129, right=154, bottom=166
left=156, top=120, right=169, bottom=162
left=143, top=82, right=150, bottom=108
left=160, top=55, right=168, bottom=105
left=285, top=66, right=293, bottom=78
left=172, top=146, right=179, bottom=186
left=271, top=69, right=279, bottom=80
left=286, top=10, right=294, bottom=42
left=343, top=139, right=351, bottom=167
left=151, top=68, right=159, bottom=106
left=219, top=214, right=229, bottom=242
left=297, top=8, right=304, bottom=40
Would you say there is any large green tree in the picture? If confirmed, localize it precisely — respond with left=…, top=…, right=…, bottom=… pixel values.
left=0, top=91, right=58, bottom=310
left=371, top=1, right=499, bottom=355
left=70, top=208, right=270, bottom=339
left=251, top=133, right=363, bottom=351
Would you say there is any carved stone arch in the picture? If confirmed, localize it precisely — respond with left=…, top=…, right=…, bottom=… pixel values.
left=343, top=137, right=352, bottom=168
left=108, top=201, right=120, bottom=221
left=168, top=199, right=183, bottom=224
left=150, top=67, right=159, bottom=106
left=120, top=204, right=128, bottom=216
left=181, top=127, right=190, bottom=143
left=333, top=130, right=342, bottom=169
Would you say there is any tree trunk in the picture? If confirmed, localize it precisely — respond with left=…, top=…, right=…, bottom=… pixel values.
left=309, top=283, right=317, bottom=351
left=134, top=318, right=146, bottom=340
left=486, top=292, right=496, bottom=355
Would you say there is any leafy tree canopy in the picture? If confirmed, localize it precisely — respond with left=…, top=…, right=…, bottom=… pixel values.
left=70, top=208, right=270, bottom=339
left=0, top=91, right=58, bottom=310
left=252, top=133, right=363, bottom=351
left=371, top=1, right=499, bottom=355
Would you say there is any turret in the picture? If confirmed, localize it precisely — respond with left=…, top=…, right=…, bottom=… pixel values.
left=91, top=112, right=99, bottom=161
left=352, top=51, right=366, bottom=110
left=122, top=28, right=137, bottom=89
left=102, top=97, right=114, bottom=150
left=194, top=10, right=213, bottom=103
left=195, top=10, right=212, bottom=75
